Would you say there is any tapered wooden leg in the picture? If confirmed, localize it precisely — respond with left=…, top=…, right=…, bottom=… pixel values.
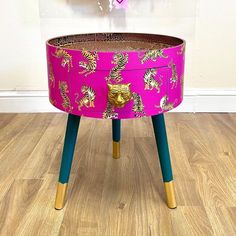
left=151, top=114, right=177, bottom=209
left=55, top=114, right=81, bottom=210
left=112, top=119, right=121, bottom=159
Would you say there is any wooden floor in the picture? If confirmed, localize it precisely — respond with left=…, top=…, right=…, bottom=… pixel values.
left=0, top=113, right=235, bottom=236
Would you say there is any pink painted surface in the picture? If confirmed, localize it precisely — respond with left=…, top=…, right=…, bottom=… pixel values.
left=46, top=33, right=185, bottom=119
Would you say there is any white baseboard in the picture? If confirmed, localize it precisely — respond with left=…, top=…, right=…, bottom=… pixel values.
left=0, top=89, right=236, bottom=113
left=0, top=90, right=58, bottom=113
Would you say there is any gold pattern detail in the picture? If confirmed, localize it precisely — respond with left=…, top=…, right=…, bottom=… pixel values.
left=103, top=101, right=118, bottom=119
left=48, top=62, right=55, bottom=88
left=107, top=83, right=132, bottom=108
left=144, top=68, right=163, bottom=92
left=79, top=49, right=99, bottom=76
left=59, top=81, right=73, bottom=112
left=140, top=49, right=168, bottom=64
left=132, top=92, right=146, bottom=117
left=55, top=182, right=68, bottom=210
left=168, top=60, right=178, bottom=89
left=155, top=95, right=177, bottom=111
left=52, top=48, right=73, bottom=72
left=102, top=33, right=125, bottom=41
left=164, top=181, right=177, bottom=209
left=105, top=53, right=128, bottom=83
left=75, top=85, right=96, bottom=110
left=113, top=141, right=120, bottom=159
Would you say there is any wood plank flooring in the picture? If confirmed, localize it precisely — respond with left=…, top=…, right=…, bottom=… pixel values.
left=0, top=113, right=235, bottom=236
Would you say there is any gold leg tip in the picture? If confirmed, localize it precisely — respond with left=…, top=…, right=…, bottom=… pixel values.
left=54, top=182, right=68, bottom=210
left=55, top=206, right=63, bottom=210
left=164, top=181, right=177, bottom=209
left=113, top=141, right=120, bottom=159
left=167, top=203, right=177, bottom=209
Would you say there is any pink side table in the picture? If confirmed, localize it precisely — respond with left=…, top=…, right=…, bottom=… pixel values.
left=46, top=33, right=185, bottom=210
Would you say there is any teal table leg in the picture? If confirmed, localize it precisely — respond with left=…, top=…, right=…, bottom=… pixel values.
left=151, top=114, right=177, bottom=209
left=55, top=114, right=81, bottom=210
left=112, top=119, right=121, bottom=159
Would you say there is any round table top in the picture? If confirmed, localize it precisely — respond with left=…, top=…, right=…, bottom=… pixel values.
left=46, top=33, right=185, bottom=119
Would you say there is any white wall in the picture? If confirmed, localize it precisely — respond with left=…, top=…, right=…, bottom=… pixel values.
left=0, top=0, right=236, bottom=112
left=0, top=0, right=46, bottom=90
left=192, top=0, right=236, bottom=88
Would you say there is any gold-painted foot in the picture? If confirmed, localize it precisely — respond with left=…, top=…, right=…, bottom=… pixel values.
left=55, top=182, right=68, bottom=210
left=164, top=180, right=177, bottom=209
left=113, top=141, right=120, bottom=159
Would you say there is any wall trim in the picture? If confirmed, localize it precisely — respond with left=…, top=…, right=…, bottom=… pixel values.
left=0, top=89, right=236, bottom=113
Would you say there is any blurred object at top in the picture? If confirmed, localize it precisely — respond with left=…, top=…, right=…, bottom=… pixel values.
left=39, top=0, right=196, bottom=43
left=113, top=0, right=128, bottom=9
left=39, top=0, right=196, bottom=18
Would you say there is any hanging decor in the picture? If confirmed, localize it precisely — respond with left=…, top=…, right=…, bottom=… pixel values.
left=114, top=0, right=128, bottom=9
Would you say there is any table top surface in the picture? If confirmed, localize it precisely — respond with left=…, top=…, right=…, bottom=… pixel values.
left=47, top=33, right=184, bottom=53
left=60, top=40, right=171, bottom=52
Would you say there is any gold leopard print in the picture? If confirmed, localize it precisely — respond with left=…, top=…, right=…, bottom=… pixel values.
left=48, top=62, right=55, bottom=88
left=168, top=60, right=178, bottom=89
left=105, top=53, right=128, bottom=83
left=52, top=48, right=73, bottom=72
left=59, top=81, right=72, bottom=112
left=102, top=101, right=118, bottom=119
left=75, top=85, right=96, bottom=110
left=132, top=92, right=146, bottom=117
left=140, top=49, right=168, bottom=64
left=155, top=95, right=177, bottom=111
left=143, top=68, right=162, bottom=93
left=79, top=49, right=99, bottom=77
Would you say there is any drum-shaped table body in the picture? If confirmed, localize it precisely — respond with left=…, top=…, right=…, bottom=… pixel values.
left=46, top=33, right=185, bottom=119
left=46, top=33, right=185, bottom=211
